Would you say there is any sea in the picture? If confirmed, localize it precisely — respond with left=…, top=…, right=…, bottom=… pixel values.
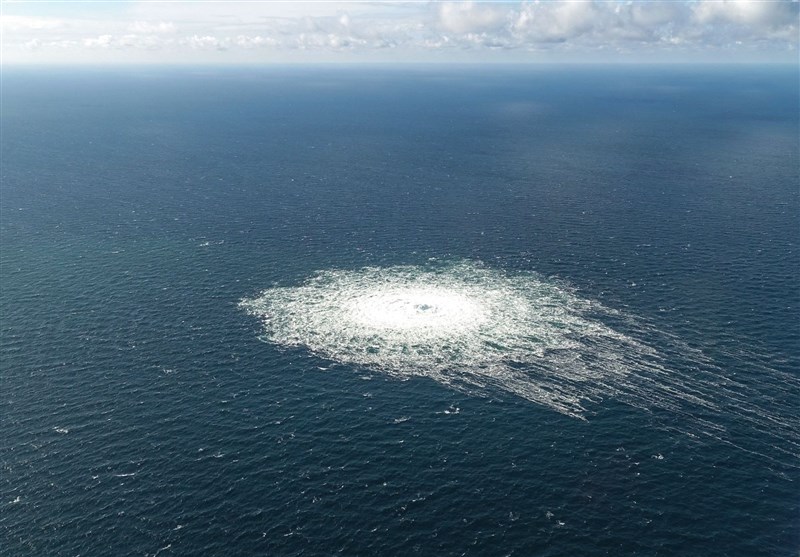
left=1, top=65, right=798, bottom=556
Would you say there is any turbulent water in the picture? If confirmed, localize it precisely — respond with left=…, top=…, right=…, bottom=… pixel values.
left=241, top=259, right=799, bottom=457
left=2, top=66, right=798, bottom=556
left=241, top=260, right=674, bottom=416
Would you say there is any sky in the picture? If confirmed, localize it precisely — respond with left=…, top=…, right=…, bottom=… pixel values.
left=1, top=1, right=798, bottom=64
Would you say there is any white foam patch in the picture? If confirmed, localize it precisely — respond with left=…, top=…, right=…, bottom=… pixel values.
left=241, top=261, right=674, bottom=417
left=240, top=260, right=800, bottom=463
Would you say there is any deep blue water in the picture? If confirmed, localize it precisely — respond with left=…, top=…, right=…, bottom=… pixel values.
left=1, top=65, right=798, bottom=556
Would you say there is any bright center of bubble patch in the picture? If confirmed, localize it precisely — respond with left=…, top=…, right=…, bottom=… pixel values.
left=348, top=287, right=486, bottom=332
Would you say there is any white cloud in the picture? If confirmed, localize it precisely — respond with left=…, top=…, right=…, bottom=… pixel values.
left=513, top=1, right=598, bottom=43
left=127, top=21, right=177, bottom=34
left=185, top=35, right=228, bottom=50
left=438, top=2, right=508, bottom=34
left=693, top=0, right=799, bottom=27
left=630, top=2, right=685, bottom=28
left=0, top=15, right=62, bottom=31
left=234, top=35, right=277, bottom=49
left=2, top=0, right=798, bottom=64
left=83, top=35, right=113, bottom=49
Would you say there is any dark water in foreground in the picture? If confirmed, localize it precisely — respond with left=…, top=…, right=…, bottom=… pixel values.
left=1, top=66, right=798, bottom=556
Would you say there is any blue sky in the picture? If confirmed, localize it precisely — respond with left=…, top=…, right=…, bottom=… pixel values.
left=2, top=1, right=798, bottom=64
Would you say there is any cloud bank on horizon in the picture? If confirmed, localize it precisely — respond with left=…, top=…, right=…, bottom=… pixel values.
left=2, top=1, right=798, bottom=64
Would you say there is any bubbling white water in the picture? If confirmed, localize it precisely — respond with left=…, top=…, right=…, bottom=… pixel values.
left=241, top=260, right=800, bottom=465
left=240, top=261, right=677, bottom=418
left=347, top=287, right=487, bottom=333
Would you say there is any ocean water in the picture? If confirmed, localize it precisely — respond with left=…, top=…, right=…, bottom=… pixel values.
left=1, top=65, right=798, bottom=556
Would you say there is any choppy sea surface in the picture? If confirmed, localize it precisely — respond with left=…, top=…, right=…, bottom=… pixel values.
left=1, top=66, right=798, bottom=556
